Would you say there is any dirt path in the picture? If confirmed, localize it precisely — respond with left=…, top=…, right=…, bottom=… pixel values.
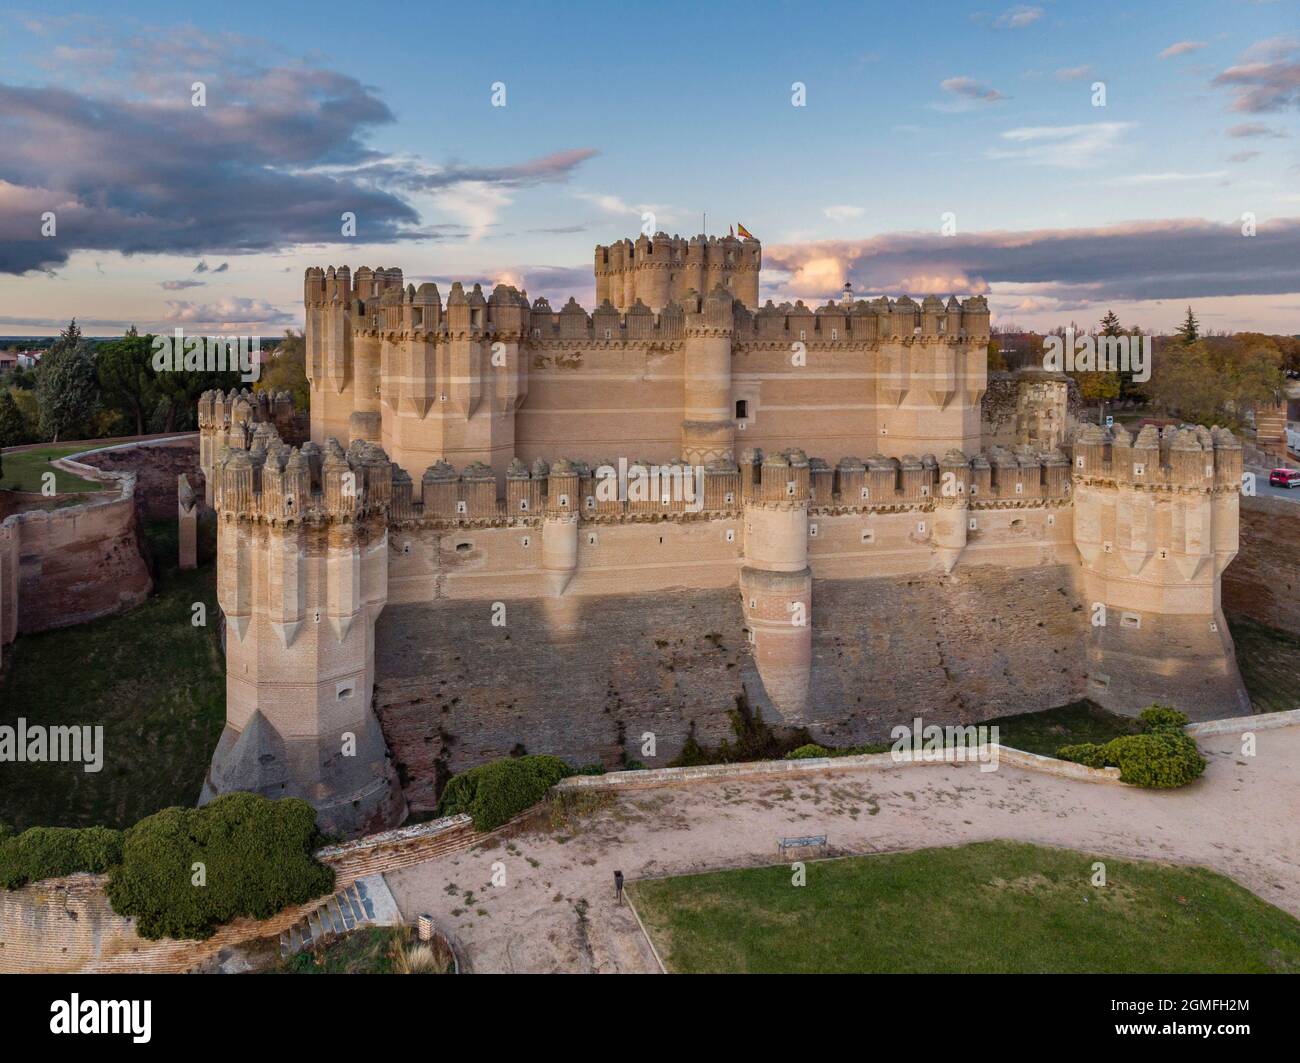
left=384, top=726, right=1300, bottom=973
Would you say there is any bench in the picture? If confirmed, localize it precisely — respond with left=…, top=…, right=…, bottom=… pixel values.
left=778, top=834, right=827, bottom=858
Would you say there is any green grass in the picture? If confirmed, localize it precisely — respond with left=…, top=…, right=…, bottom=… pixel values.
left=1227, top=613, right=1300, bottom=715
left=982, top=699, right=1146, bottom=756
left=0, top=520, right=225, bottom=832
left=629, top=841, right=1300, bottom=973
left=0, top=444, right=106, bottom=494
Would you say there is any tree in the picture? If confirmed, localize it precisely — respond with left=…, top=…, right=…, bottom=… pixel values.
left=1148, top=336, right=1283, bottom=428
left=35, top=326, right=99, bottom=442
left=0, top=390, right=27, bottom=448
left=1174, top=306, right=1199, bottom=346
left=254, top=329, right=310, bottom=412
left=97, top=327, right=158, bottom=436
left=1099, top=310, right=1122, bottom=336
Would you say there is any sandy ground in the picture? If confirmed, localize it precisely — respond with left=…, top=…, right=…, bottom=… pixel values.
left=384, top=726, right=1300, bottom=973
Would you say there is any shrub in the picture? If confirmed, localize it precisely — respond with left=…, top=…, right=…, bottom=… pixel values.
left=1138, top=705, right=1189, bottom=733
left=786, top=744, right=833, bottom=760
left=577, top=763, right=606, bottom=776
left=1055, top=743, right=1109, bottom=769
left=0, top=826, right=124, bottom=889
left=622, top=760, right=646, bottom=771
left=104, top=793, right=333, bottom=940
left=435, top=755, right=573, bottom=831
left=1100, top=732, right=1207, bottom=789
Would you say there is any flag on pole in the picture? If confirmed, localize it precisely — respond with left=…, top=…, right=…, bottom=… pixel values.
left=728, top=224, right=734, bottom=237
left=737, top=223, right=755, bottom=240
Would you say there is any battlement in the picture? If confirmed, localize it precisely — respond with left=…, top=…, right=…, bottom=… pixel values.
left=1069, top=423, right=1242, bottom=492
left=594, top=232, right=761, bottom=311
left=301, top=266, right=990, bottom=348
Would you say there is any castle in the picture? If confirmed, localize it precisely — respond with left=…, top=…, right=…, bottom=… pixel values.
left=197, top=232, right=1250, bottom=836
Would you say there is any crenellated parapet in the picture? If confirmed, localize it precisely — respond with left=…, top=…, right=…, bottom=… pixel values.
left=595, top=232, right=761, bottom=311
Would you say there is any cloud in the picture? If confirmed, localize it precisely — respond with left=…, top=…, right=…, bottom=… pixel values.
left=823, top=205, right=865, bottom=223
left=1106, top=170, right=1227, bottom=186
left=1211, top=36, right=1300, bottom=112
left=1228, top=151, right=1261, bottom=163
left=993, top=6, right=1044, bottom=29
left=762, top=217, right=1300, bottom=307
left=1159, top=41, right=1206, bottom=60
left=1055, top=65, right=1092, bottom=81
left=162, top=296, right=294, bottom=330
left=939, top=76, right=1006, bottom=104
left=1227, top=122, right=1287, bottom=137
left=986, top=122, right=1134, bottom=167
left=0, top=29, right=597, bottom=273
left=161, top=279, right=205, bottom=290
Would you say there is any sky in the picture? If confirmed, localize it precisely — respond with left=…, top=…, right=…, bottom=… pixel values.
left=0, top=0, right=1297, bottom=337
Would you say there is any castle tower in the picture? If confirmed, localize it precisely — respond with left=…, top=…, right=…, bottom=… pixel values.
left=594, top=232, right=761, bottom=312
left=1015, top=366, right=1070, bottom=450
left=201, top=434, right=406, bottom=836
left=740, top=450, right=813, bottom=722
left=1069, top=423, right=1250, bottom=718
left=681, top=286, right=737, bottom=465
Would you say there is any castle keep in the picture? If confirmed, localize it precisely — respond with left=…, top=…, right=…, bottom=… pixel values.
left=198, top=232, right=1249, bottom=835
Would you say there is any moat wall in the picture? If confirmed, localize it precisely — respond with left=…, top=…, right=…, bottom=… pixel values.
left=372, top=563, right=1093, bottom=812
left=1223, top=494, right=1300, bottom=635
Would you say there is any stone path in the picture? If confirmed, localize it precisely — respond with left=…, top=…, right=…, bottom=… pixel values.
left=384, top=725, right=1300, bottom=973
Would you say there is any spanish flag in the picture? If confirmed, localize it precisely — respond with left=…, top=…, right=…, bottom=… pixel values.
left=737, top=222, right=755, bottom=240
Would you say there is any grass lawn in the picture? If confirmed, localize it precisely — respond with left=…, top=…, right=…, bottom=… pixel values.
left=1, top=444, right=106, bottom=494
left=1227, top=613, right=1300, bottom=715
left=629, top=841, right=1300, bottom=974
left=0, top=520, right=224, bottom=832
left=982, top=700, right=1145, bottom=756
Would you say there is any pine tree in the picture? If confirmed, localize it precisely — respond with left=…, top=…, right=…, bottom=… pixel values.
left=1174, top=306, right=1199, bottom=346
left=1099, top=310, right=1122, bottom=336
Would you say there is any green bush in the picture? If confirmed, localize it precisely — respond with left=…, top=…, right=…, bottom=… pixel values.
left=1138, top=705, right=1189, bottom=732
left=1100, top=732, right=1207, bottom=789
left=577, top=763, right=606, bottom=776
left=435, top=755, right=573, bottom=831
left=0, top=826, right=124, bottom=889
left=622, top=760, right=646, bottom=771
left=1055, top=743, right=1110, bottom=769
left=786, top=744, right=833, bottom=760
left=104, top=793, right=333, bottom=940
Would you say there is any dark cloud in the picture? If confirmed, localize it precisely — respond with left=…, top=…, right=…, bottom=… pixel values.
left=161, top=279, right=205, bottom=290
left=765, top=218, right=1300, bottom=305
left=0, top=32, right=596, bottom=274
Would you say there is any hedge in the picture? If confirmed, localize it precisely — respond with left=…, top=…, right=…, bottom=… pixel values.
left=1055, top=704, right=1206, bottom=788
left=103, top=793, right=334, bottom=940
left=0, top=825, right=124, bottom=889
left=435, top=755, right=574, bottom=830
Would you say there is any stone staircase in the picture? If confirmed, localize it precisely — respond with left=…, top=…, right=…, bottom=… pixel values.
left=278, top=874, right=402, bottom=958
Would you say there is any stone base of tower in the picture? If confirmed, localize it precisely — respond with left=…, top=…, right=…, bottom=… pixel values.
left=200, top=710, right=406, bottom=838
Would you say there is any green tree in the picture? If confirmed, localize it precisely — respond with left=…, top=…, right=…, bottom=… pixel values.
left=254, top=329, right=310, bottom=412
left=1099, top=310, right=1122, bottom=336
left=97, top=326, right=158, bottom=436
left=1174, top=306, right=1199, bottom=346
left=35, top=323, right=99, bottom=442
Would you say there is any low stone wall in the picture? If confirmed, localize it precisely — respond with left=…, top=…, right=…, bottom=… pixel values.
left=75, top=435, right=201, bottom=522
left=0, top=460, right=150, bottom=653
left=0, top=814, right=478, bottom=974
left=553, top=743, right=1123, bottom=792
left=1184, top=707, right=1300, bottom=736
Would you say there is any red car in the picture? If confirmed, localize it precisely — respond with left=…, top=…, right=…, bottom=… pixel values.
left=1269, top=468, right=1300, bottom=488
